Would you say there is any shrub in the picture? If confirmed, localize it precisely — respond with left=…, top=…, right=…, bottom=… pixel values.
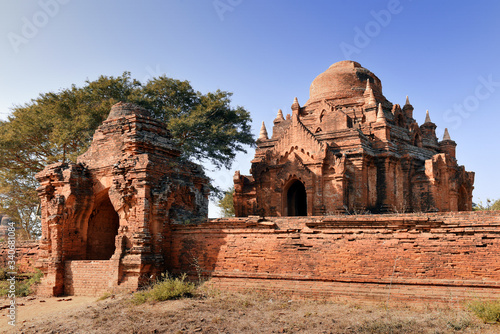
left=97, top=292, right=114, bottom=301
left=467, top=299, right=500, bottom=323
left=0, top=269, right=43, bottom=297
left=132, top=273, right=195, bottom=305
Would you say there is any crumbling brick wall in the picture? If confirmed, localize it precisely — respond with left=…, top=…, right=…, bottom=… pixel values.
left=169, top=211, right=500, bottom=301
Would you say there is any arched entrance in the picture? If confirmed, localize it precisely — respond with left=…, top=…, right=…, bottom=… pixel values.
left=86, top=192, right=120, bottom=260
left=457, top=186, right=468, bottom=211
left=286, top=180, right=307, bottom=216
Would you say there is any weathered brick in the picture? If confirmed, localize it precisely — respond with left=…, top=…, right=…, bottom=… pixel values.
left=170, top=212, right=500, bottom=302
left=35, top=102, right=209, bottom=296
left=234, top=60, right=474, bottom=216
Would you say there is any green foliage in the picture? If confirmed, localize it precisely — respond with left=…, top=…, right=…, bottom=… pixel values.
left=217, top=187, right=235, bottom=217
left=0, top=176, right=41, bottom=239
left=136, top=76, right=254, bottom=169
left=0, top=72, right=139, bottom=239
left=474, top=198, right=500, bottom=211
left=0, top=269, right=43, bottom=297
left=0, top=73, right=254, bottom=238
left=97, top=292, right=114, bottom=301
left=131, top=273, right=195, bottom=305
left=467, top=299, right=500, bottom=323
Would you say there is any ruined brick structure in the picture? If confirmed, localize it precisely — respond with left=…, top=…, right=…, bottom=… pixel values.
left=234, top=61, right=474, bottom=216
left=35, top=102, right=209, bottom=296
left=32, top=64, right=500, bottom=302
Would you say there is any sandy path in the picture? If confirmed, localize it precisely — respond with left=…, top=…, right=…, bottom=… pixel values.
left=0, top=295, right=95, bottom=332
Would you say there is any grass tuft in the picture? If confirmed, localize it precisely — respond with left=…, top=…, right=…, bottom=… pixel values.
left=467, top=299, right=500, bottom=323
left=97, top=292, right=114, bottom=301
left=131, top=273, right=195, bottom=305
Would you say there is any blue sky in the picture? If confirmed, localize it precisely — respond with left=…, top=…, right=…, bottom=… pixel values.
left=1, top=0, right=500, bottom=216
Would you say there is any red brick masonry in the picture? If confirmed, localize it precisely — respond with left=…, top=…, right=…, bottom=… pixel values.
left=169, top=211, right=500, bottom=302
left=0, top=241, right=39, bottom=274
left=2, top=212, right=500, bottom=301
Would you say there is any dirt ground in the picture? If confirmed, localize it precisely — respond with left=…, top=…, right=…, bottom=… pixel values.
left=0, top=295, right=95, bottom=332
left=1, top=288, right=499, bottom=334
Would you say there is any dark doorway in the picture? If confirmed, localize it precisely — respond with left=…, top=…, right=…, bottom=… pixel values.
left=287, top=180, right=307, bottom=216
left=458, top=186, right=468, bottom=211
left=86, top=194, right=120, bottom=260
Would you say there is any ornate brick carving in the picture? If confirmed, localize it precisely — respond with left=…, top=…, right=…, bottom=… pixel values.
left=235, top=61, right=474, bottom=216
left=35, top=102, right=209, bottom=296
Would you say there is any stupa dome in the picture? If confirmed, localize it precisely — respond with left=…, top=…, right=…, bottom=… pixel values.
left=307, top=60, right=385, bottom=105
left=107, top=102, right=151, bottom=120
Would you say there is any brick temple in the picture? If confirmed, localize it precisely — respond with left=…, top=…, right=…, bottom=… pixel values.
left=35, top=103, right=209, bottom=296
left=32, top=62, right=500, bottom=302
left=234, top=60, right=474, bottom=216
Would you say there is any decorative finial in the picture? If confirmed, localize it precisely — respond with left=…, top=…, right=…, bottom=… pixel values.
left=443, top=128, right=451, bottom=141
left=274, top=109, right=284, bottom=124
left=424, top=110, right=432, bottom=123
left=275, top=109, right=284, bottom=122
left=405, top=95, right=410, bottom=105
left=376, top=103, right=386, bottom=122
left=258, top=121, right=268, bottom=140
left=364, top=79, right=376, bottom=106
left=291, top=97, right=300, bottom=119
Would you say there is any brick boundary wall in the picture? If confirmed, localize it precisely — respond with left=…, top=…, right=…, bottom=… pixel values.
left=0, top=240, right=39, bottom=273
left=64, top=260, right=114, bottom=296
left=4, top=212, right=500, bottom=302
left=169, top=211, right=500, bottom=302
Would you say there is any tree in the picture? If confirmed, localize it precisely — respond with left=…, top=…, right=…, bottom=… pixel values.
left=0, top=73, right=254, bottom=238
left=0, top=73, right=139, bottom=239
left=473, top=199, right=500, bottom=211
left=136, top=76, right=254, bottom=169
left=217, top=187, right=235, bottom=217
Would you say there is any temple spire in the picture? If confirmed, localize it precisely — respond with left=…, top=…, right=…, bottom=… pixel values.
left=424, top=109, right=432, bottom=123
left=258, top=121, right=268, bottom=140
left=364, top=79, right=376, bottom=106
left=376, top=103, right=386, bottom=122
left=405, top=95, right=410, bottom=105
left=277, top=109, right=284, bottom=120
left=274, top=109, right=285, bottom=124
left=443, top=128, right=451, bottom=141
left=291, top=97, right=300, bottom=121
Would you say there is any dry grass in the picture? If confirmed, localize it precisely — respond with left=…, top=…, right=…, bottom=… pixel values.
left=466, top=299, right=500, bottom=324
left=15, top=285, right=500, bottom=333
left=131, top=274, right=195, bottom=305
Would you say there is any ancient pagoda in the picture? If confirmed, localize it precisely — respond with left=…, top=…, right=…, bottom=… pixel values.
left=234, top=60, right=474, bottom=216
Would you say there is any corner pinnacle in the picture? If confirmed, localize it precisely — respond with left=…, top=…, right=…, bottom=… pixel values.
left=424, top=110, right=432, bottom=123
left=258, top=121, right=269, bottom=140
left=443, top=128, right=451, bottom=141
left=364, top=79, right=376, bottom=106
left=275, top=109, right=285, bottom=122
left=377, top=103, right=386, bottom=122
